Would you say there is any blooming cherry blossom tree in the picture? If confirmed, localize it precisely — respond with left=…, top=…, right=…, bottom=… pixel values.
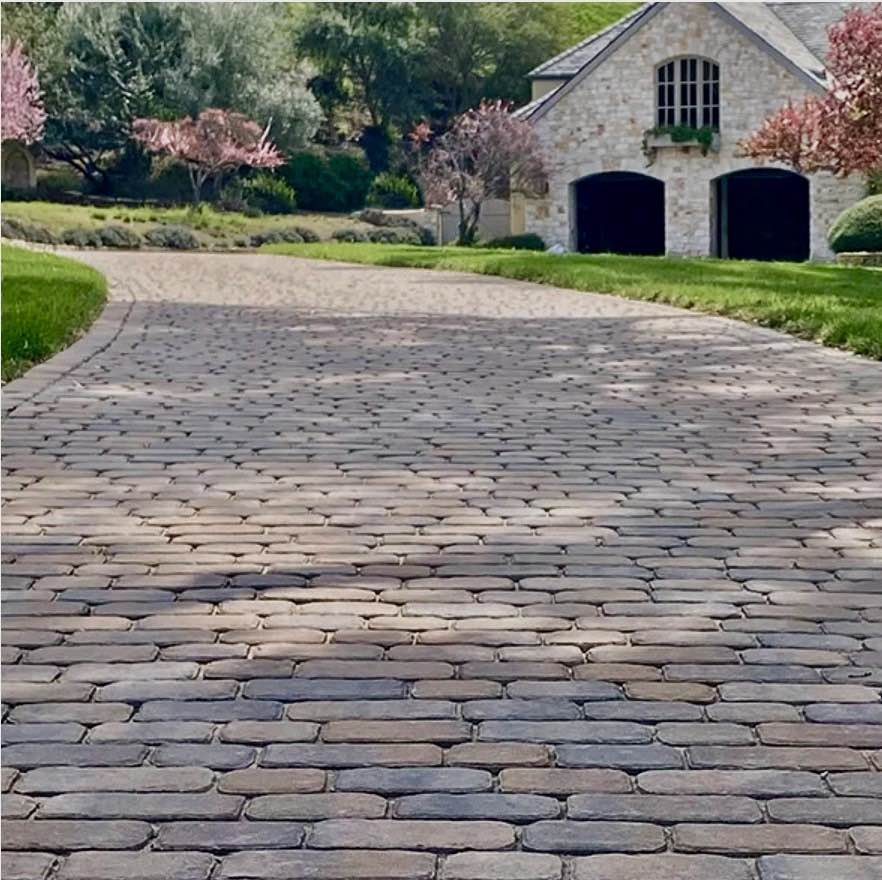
left=132, top=109, right=283, bottom=204
left=741, top=4, right=882, bottom=176
left=1, top=39, right=46, bottom=144
left=414, top=100, right=546, bottom=245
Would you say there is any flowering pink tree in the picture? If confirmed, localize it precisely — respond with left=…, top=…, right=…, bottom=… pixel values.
left=132, top=108, right=283, bottom=204
left=413, top=100, right=546, bottom=245
left=741, top=4, right=882, bottom=176
left=1, top=40, right=46, bottom=144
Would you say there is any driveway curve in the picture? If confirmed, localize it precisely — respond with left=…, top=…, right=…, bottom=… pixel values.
left=3, top=250, right=882, bottom=880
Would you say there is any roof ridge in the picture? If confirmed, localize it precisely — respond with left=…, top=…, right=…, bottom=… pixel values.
left=528, top=3, right=653, bottom=77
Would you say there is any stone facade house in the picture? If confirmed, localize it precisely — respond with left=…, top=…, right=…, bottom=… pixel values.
left=513, top=2, right=866, bottom=260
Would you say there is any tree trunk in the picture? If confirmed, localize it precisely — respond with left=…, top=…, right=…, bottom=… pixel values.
left=457, top=197, right=469, bottom=246
left=457, top=198, right=482, bottom=246
left=188, top=167, right=203, bottom=205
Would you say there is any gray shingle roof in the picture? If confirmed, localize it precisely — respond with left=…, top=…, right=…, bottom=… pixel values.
left=768, top=2, right=855, bottom=59
left=528, top=2, right=853, bottom=82
left=528, top=4, right=654, bottom=78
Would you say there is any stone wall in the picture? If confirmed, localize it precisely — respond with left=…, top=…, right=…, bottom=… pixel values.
left=522, top=3, right=865, bottom=260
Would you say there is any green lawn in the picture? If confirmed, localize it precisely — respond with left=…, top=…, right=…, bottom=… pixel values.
left=262, top=242, right=882, bottom=360
left=2, top=244, right=108, bottom=381
left=2, top=200, right=373, bottom=247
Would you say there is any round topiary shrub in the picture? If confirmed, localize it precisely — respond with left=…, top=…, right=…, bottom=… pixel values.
left=332, top=227, right=368, bottom=242
left=97, top=225, right=142, bottom=249
left=145, top=225, right=200, bottom=250
left=60, top=228, right=103, bottom=248
left=829, top=195, right=882, bottom=253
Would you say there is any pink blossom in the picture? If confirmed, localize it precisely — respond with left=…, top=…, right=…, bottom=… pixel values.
left=1, top=40, right=46, bottom=144
left=132, top=109, right=283, bottom=203
left=415, top=100, right=546, bottom=245
left=741, top=4, right=882, bottom=176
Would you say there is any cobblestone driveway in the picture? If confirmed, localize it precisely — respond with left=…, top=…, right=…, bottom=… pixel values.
left=3, top=250, right=882, bottom=880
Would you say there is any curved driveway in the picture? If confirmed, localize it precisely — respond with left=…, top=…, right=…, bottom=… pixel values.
left=3, top=251, right=882, bottom=880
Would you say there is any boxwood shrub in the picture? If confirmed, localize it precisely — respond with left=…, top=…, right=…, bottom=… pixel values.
left=829, top=195, right=882, bottom=253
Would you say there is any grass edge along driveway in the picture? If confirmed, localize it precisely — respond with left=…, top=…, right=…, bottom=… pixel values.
left=2, top=243, right=108, bottom=382
left=263, top=242, right=882, bottom=360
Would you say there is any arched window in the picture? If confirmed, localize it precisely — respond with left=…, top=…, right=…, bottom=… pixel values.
left=656, top=58, right=719, bottom=129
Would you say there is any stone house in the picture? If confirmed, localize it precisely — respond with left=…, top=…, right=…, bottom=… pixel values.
left=513, top=2, right=866, bottom=260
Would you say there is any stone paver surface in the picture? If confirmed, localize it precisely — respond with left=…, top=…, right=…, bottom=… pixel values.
left=2, top=250, right=882, bottom=878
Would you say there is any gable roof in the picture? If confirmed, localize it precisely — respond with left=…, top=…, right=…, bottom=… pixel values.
left=521, top=2, right=851, bottom=121
left=529, top=4, right=656, bottom=79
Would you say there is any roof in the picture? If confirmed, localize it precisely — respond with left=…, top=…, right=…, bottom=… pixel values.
left=523, top=2, right=853, bottom=120
left=529, top=5, right=655, bottom=79
left=767, top=2, right=854, bottom=59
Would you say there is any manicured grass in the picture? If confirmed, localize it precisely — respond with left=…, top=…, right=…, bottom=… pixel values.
left=2, top=200, right=373, bottom=246
left=2, top=244, right=107, bottom=381
left=262, top=242, right=882, bottom=359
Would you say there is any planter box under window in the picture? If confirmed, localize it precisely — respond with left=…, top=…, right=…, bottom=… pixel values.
left=645, top=131, right=721, bottom=153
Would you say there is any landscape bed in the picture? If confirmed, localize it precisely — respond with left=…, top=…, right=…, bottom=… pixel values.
left=1, top=200, right=377, bottom=249
left=262, top=242, right=882, bottom=360
left=1, top=243, right=107, bottom=381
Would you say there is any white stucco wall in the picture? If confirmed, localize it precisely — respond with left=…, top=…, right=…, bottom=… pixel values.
left=523, top=3, right=865, bottom=260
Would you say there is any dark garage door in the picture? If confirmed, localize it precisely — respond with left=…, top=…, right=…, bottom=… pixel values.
left=575, top=172, right=665, bottom=255
left=716, top=169, right=810, bottom=261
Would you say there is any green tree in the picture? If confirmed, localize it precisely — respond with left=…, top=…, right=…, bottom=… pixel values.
left=27, top=3, right=320, bottom=189
left=37, top=4, right=187, bottom=189
left=0, top=2, right=60, bottom=60
left=296, top=2, right=421, bottom=169
left=292, top=2, right=635, bottom=167
left=168, top=4, right=321, bottom=152
left=416, top=4, right=560, bottom=130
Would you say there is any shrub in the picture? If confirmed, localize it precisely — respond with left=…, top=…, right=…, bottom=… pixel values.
left=145, top=225, right=200, bottom=250
left=332, top=227, right=368, bottom=242
left=60, top=228, right=103, bottom=248
left=829, top=195, right=882, bottom=253
left=281, top=149, right=371, bottom=212
left=366, top=226, right=421, bottom=245
left=355, top=209, right=435, bottom=245
left=327, top=151, right=373, bottom=211
left=216, top=179, right=249, bottom=213
left=366, top=172, right=420, bottom=209
left=243, top=173, right=297, bottom=215
left=35, top=167, right=83, bottom=200
left=249, top=228, right=305, bottom=247
left=97, top=225, right=142, bottom=249
left=295, top=226, right=320, bottom=243
left=1, top=217, right=58, bottom=244
left=483, top=233, right=546, bottom=251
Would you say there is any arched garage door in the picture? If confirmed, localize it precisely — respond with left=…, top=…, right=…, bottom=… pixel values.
left=714, top=169, right=809, bottom=261
left=575, top=172, right=665, bottom=255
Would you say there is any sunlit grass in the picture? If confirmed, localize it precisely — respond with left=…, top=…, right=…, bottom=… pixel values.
left=2, top=244, right=107, bottom=381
